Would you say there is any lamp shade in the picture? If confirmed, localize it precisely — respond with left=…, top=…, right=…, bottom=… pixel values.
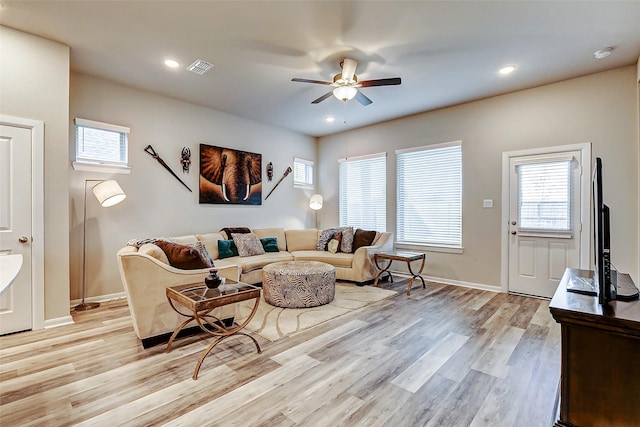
left=309, top=194, right=323, bottom=210
left=93, top=180, right=126, bottom=207
left=333, top=86, right=358, bottom=102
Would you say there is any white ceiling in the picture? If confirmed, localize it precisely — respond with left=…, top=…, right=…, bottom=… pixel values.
left=1, top=1, right=639, bottom=137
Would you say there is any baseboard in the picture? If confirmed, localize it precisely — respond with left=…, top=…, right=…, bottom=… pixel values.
left=388, top=269, right=501, bottom=293
left=44, top=315, right=74, bottom=329
left=69, top=291, right=127, bottom=308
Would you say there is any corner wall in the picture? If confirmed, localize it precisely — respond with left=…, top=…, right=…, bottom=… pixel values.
left=70, top=73, right=317, bottom=300
left=318, top=66, right=639, bottom=288
left=0, top=26, right=71, bottom=322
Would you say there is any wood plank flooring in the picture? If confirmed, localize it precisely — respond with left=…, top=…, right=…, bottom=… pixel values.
left=0, top=278, right=561, bottom=426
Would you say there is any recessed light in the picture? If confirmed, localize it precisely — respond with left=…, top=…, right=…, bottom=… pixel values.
left=499, top=65, right=517, bottom=75
left=325, top=117, right=335, bottom=123
left=594, top=47, right=614, bottom=60
left=164, top=59, right=180, bottom=68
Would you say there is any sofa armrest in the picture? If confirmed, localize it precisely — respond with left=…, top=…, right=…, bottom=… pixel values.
left=351, top=232, right=394, bottom=282
left=116, top=248, right=240, bottom=341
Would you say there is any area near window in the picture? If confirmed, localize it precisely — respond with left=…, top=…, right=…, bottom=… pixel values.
left=73, top=118, right=131, bottom=173
left=293, top=157, right=314, bottom=189
left=339, top=152, right=386, bottom=232
left=396, top=141, right=462, bottom=251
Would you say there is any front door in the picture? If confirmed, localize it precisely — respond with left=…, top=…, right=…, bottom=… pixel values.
left=508, top=150, right=584, bottom=298
left=0, top=124, right=33, bottom=334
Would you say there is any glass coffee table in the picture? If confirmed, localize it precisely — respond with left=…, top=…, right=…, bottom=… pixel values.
left=166, top=280, right=261, bottom=379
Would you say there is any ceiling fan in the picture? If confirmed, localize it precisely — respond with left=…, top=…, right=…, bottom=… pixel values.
left=292, top=58, right=401, bottom=106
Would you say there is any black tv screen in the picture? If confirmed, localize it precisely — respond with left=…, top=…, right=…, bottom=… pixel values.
left=593, top=157, right=613, bottom=304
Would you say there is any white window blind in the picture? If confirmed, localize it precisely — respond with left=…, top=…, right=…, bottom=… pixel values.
left=75, top=118, right=129, bottom=166
left=293, top=157, right=314, bottom=189
left=396, top=142, right=462, bottom=247
left=339, top=153, right=386, bottom=232
left=517, top=160, right=572, bottom=231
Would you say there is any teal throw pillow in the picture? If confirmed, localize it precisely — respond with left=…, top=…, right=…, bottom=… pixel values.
left=260, top=237, right=279, bottom=253
left=217, top=239, right=239, bottom=259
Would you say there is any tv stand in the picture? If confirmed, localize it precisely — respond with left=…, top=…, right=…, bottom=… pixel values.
left=550, top=268, right=640, bottom=427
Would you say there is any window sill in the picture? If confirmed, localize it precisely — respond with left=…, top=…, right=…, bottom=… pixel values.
left=395, top=241, right=464, bottom=254
left=72, top=162, right=131, bottom=175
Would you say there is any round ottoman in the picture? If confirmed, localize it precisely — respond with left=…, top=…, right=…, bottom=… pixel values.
left=262, top=261, right=336, bottom=308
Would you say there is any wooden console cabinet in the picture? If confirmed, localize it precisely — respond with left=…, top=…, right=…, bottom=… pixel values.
left=549, top=268, right=640, bottom=427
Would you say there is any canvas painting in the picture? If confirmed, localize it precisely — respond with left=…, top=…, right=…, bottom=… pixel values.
left=199, top=144, right=262, bottom=205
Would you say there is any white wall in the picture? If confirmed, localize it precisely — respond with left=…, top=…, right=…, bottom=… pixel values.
left=0, top=26, right=71, bottom=321
left=318, top=66, right=639, bottom=288
left=70, top=74, right=317, bottom=300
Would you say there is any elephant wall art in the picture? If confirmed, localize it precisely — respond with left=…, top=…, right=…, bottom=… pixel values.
left=199, top=144, right=262, bottom=205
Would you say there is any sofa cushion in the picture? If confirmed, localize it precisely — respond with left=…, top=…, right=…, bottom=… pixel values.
left=154, top=240, right=213, bottom=270
left=338, top=226, right=354, bottom=253
left=218, top=239, right=239, bottom=259
left=353, top=229, right=377, bottom=251
left=316, top=228, right=337, bottom=251
left=285, top=229, right=318, bottom=252
left=260, top=237, right=279, bottom=252
left=196, top=232, right=226, bottom=260
left=291, top=250, right=354, bottom=268
left=327, top=232, right=341, bottom=254
left=223, top=252, right=294, bottom=273
left=138, top=243, right=170, bottom=264
left=232, top=232, right=265, bottom=257
left=252, top=228, right=287, bottom=251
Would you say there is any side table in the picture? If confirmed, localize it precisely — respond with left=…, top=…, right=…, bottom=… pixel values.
left=166, top=281, right=261, bottom=380
left=373, top=251, right=426, bottom=296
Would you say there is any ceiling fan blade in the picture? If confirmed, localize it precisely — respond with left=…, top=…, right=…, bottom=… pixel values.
left=341, top=58, right=358, bottom=83
left=292, top=78, right=333, bottom=85
left=355, top=90, right=372, bottom=106
left=311, top=91, right=334, bottom=104
left=359, top=77, right=402, bottom=87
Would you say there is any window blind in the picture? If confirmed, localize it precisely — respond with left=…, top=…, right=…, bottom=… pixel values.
left=517, top=160, right=572, bottom=231
left=75, top=118, right=129, bottom=166
left=339, top=153, right=386, bottom=232
left=396, top=142, right=462, bottom=247
left=293, top=157, right=314, bottom=188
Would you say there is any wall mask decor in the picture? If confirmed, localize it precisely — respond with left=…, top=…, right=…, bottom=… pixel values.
left=199, top=144, right=262, bottom=205
left=181, top=147, right=191, bottom=173
left=267, top=162, right=273, bottom=181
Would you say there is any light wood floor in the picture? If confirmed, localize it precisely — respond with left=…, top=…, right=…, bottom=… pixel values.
left=0, top=278, right=560, bottom=426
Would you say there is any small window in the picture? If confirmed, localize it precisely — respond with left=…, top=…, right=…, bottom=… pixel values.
left=74, top=118, right=129, bottom=168
left=293, top=157, right=314, bottom=189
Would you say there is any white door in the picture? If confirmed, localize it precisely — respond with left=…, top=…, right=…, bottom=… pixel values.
left=0, top=124, right=33, bottom=334
left=508, top=150, right=583, bottom=298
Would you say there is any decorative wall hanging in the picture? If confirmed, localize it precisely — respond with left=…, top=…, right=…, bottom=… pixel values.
left=144, top=145, right=192, bottom=192
left=267, top=162, right=273, bottom=181
left=199, top=144, right=262, bottom=205
left=181, top=147, right=191, bottom=173
left=264, top=166, right=292, bottom=200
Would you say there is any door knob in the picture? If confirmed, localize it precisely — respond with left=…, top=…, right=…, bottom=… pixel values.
left=18, top=236, right=29, bottom=243
left=511, top=221, right=517, bottom=226
left=511, top=231, right=517, bottom=235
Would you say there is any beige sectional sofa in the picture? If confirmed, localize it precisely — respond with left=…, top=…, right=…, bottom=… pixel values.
left=117, top=227, right=393, bottom=347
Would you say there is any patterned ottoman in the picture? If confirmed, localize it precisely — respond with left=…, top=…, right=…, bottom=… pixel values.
left=262, top=261, right=336, bottom=308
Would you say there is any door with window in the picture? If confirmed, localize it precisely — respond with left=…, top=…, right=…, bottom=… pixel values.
left=508, top=150, right=583, bottom=298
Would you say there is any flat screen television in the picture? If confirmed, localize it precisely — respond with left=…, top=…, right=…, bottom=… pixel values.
left=592, top=157, right=615, bottom=304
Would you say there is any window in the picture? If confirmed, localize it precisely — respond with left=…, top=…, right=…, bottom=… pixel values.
left=293, top=157, right=314, bottom=189
left=74, top=118, right=129, bottom=169
left=396, top=141, right=462, bottom=249
left=517, top=160, right=572, bottom=231
left=339, top=153, right=386, bottom=232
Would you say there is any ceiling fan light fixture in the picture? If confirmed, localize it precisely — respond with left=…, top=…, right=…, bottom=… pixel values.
left=333, top=86, right=358, bottom=102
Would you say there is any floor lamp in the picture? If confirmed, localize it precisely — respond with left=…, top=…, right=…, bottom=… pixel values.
left=75, top=179, right=126, bottom=312
left=310, top=194, right=323, bottom=228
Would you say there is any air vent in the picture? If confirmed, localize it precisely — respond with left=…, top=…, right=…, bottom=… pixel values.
left=187, top=59, right=214, bottom=75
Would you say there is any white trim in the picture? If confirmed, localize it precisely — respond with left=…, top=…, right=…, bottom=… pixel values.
left=391, top=271, right=501, bottom=293
left=72, top=162, right=132, bottom=174
left=74, top=118, right=130, bottom=134
left=338, top=151, right=386, bottom=163
left=44, top=316, right=74, bottom=329
left=395, top=241, right=464, bottom=254
left=0, top=114, right=45, bottom=330
left=501, top=142, right=592, bottom=294
left=395, top=140, right=461, bottom=155
left=69, top=291, right=127, bottom=307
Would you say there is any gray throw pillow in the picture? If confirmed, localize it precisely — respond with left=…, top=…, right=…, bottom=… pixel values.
left=232, top=232, right=265, bottom=257
left=316, top=228, right=336, bottom=251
